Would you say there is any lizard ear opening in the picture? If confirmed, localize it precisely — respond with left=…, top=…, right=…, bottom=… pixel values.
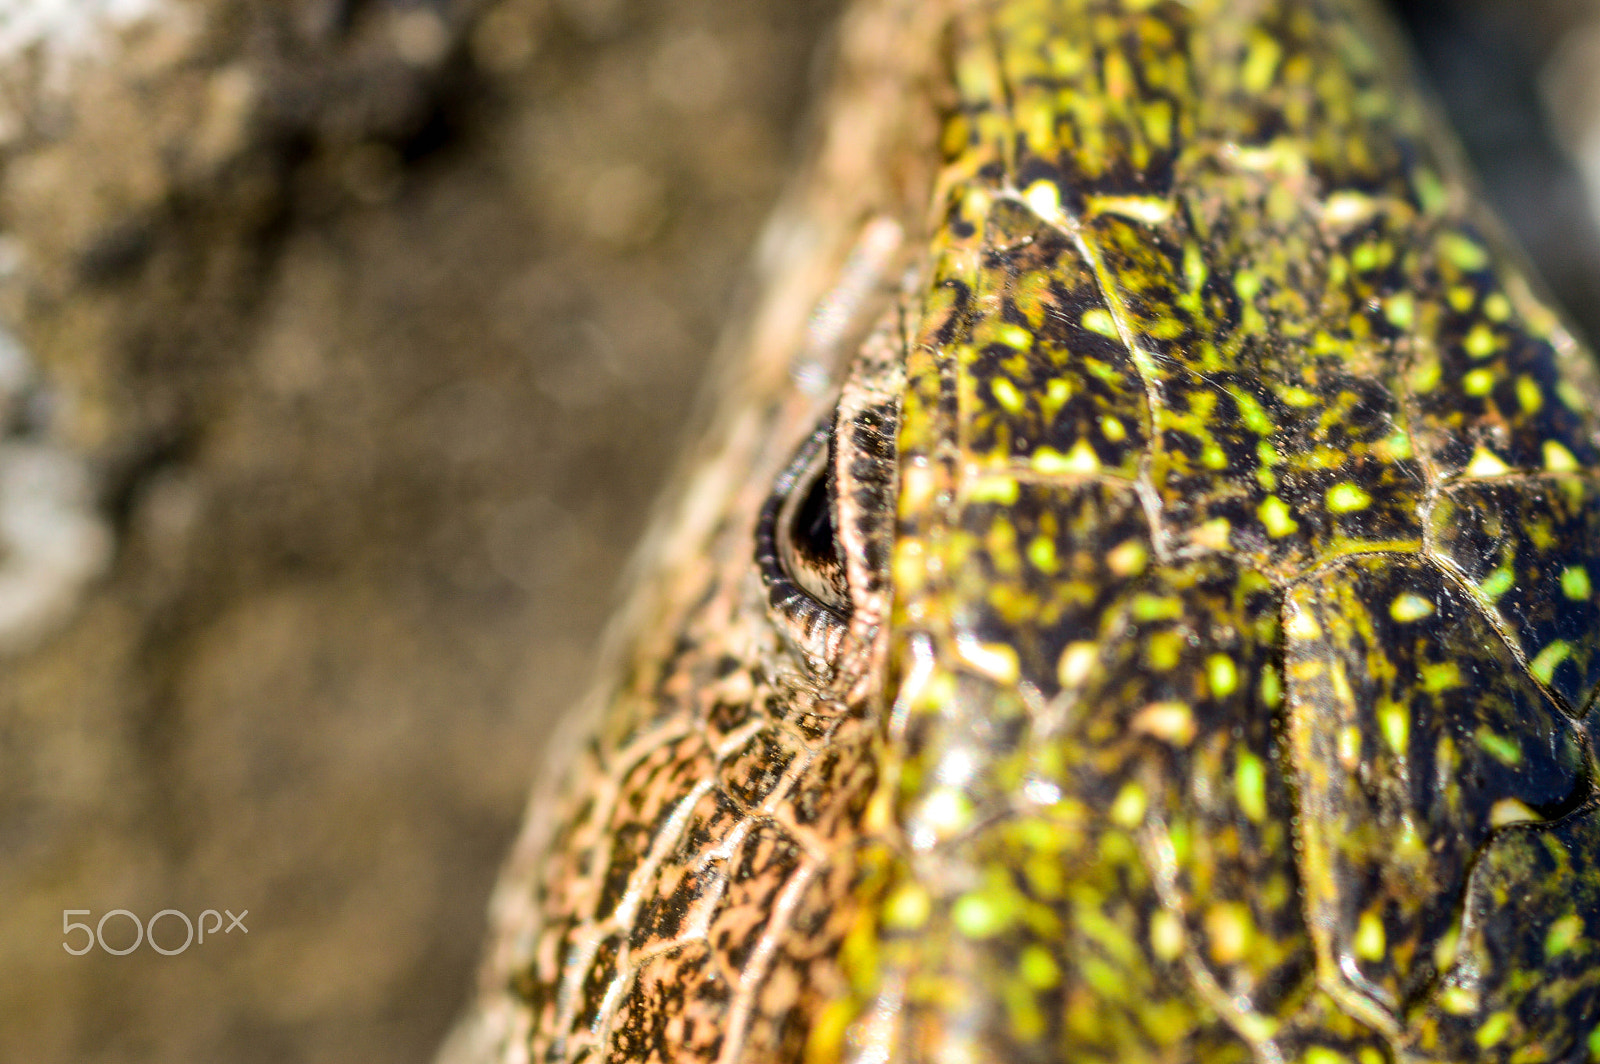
left=757, top=420, right=851, bottom=672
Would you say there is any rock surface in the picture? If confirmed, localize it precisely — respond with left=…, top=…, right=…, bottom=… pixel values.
left=0, top=1, right=838, bottom=1061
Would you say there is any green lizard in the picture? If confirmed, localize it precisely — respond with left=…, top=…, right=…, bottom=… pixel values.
left=450, top=1, right=1600, bottom=1061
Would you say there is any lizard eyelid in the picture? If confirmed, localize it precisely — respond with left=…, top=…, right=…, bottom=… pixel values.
left=756, top=419, right=851, bottom=672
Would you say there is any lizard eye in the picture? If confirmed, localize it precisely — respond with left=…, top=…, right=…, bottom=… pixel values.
left=757, top=420, right=851, bottom=669
left=778, top=432, right=850, bottom=614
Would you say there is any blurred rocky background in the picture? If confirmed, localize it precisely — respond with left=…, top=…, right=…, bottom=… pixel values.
left=0, top=1, right=840, bottom=1061
left=0, top=2, right=1595, bottom=1063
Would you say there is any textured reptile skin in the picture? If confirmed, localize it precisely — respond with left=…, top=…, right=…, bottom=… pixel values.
left=451, top=2, right=1600, bottom=1062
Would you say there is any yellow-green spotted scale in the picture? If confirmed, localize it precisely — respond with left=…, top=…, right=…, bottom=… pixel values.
left=459, top=1, right=1600, bottom=1062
